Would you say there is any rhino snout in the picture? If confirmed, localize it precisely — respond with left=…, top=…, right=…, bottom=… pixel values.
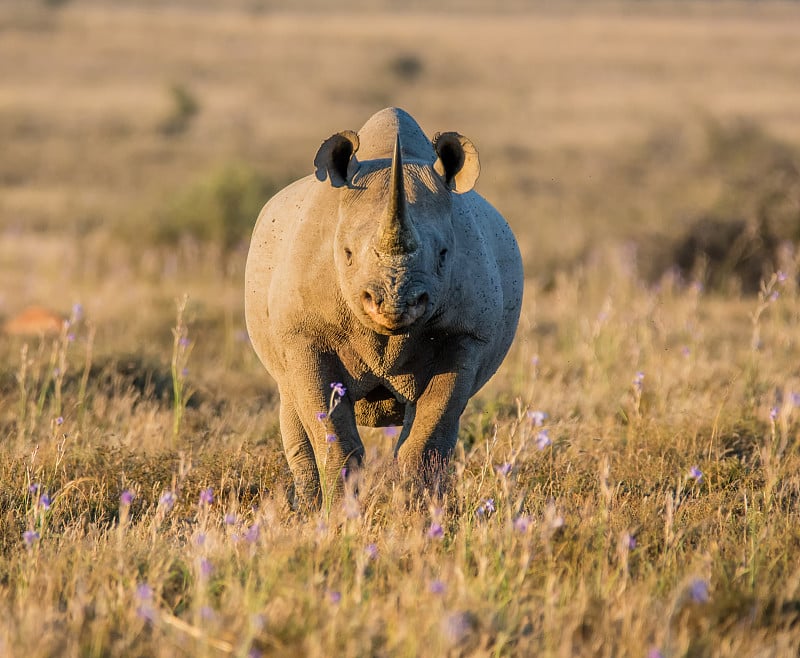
left=361, top=288, right=429, bottom=331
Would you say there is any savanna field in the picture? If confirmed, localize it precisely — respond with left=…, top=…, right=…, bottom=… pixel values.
left=2, top=1, right=800, bottom=656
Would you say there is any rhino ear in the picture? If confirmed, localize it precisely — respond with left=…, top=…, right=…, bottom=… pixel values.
left=432, top=132, right=480, bottom=193
left=314, top=130, right=360, bottom=187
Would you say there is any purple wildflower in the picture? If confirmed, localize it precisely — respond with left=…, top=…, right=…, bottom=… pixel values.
left=365, top=543, right=379, bottom=560
left=136, top=603, right=156, bottom=623
left=384, top=425, right=399, bottom=437
left=23, top=530, right=39, bottom=547
left=200, top=605, right=214, bottom=620
left=495, top=462, right=512, bottom=476
left=199, top=487, right=214, bottom=506
left=136, top=583, right=153, bottom=601
left=326, top=433, right=337, bottom=443
left=441, top=612, right=474, bottom=647
left=200, top=558, right=213, bottom=578
left=120, top=490, right=134, bottom=505
left=769, top=291, right=780, bottom=302
left=648, top=650, right=665, bottom=658
left=792, top=392, right=800, bottom=407
left=513, top=516, right=532, bottom=533
left=689, top=578, right=709, bottom=603
left=689, top=466, right=703, bottom=482
left=159, top=490, right=176, bottom=511
left=681, top=345, right=691, bottom=357
left=28, top=484, right=40, bottom=495
left=135, top=582, right=157, bottom=622
left=777, top=271, right=788, bottom=283
left=224, top=513, right=237, bottom=525
left=250, top=614, right=264, bottom=633
left=427, top=522, right=444, bottom=540
left=527, top=410, right=547, bottom=427
left=72, top=303, right=84, bottom=320
left=633, top=371, right=645, bottom=391
left=483, top=498, right=495, bottom=514
left=429, top=579, right=446, bottom=594
left=39, top=493, right=51, bottom=510
left=770, top=406, right=779, bottom=421
left=244, top=524, right=260, bottom=543
left=330, top=382, right=346, bottom=397
left=55, top=416, right=64, bottom=426
left=623, top=532, right=637, bottom=550
left=328, top=590, right=342, bottom=604
left=316, top=411, right=327, bottom=421
left=535, top=429, right=552, bottom=450
left=179, top=336, right=190, bottom=348
left=195, top=533, right=206, bottom=546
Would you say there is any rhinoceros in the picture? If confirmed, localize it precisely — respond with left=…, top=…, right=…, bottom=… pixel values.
left=245, top=107, right=522, bottom=504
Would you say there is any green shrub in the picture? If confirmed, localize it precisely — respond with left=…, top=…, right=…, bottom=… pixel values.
left=152, top=163, right=282, bottom=251
left=158, top=83, right=200, bottom=137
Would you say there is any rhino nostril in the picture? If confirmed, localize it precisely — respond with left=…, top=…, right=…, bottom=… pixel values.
left=409, top=292, right=429, bottom=309
left=362, top=290, right=382, bottom=312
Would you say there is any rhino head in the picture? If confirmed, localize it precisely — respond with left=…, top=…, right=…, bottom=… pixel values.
left=314, top=124, right=480, bottom=335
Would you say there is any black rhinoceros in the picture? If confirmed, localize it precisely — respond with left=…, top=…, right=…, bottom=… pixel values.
left=245, top=107, right=522, bottom=504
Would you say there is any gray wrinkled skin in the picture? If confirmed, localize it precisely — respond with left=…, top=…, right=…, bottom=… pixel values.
left=245, top=108, right=523, bottom=504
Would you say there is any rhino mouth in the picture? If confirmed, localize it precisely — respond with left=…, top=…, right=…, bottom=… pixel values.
left=361, top=291, right=428, bottom=332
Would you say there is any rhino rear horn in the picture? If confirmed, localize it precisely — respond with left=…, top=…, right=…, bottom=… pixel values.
left=314, top=130, right=360, bottom=187
left=432, top=132, right=480, bottom=193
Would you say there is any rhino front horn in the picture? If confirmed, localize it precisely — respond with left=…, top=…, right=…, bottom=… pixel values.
left=376, top=135, right=419, bottom=256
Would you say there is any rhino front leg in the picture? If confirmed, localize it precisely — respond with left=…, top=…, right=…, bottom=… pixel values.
left=279, top=396, right=321, bottom=507
left=280, top=349, right=365, bottom=505
left=395, top=359, right=478, bottom=489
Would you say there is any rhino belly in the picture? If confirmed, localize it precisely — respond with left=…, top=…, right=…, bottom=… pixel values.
left=354, top=385, right=405, bottom=427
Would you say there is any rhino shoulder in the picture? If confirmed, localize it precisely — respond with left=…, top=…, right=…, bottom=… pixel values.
left=251, top=175, right=316, bottom=235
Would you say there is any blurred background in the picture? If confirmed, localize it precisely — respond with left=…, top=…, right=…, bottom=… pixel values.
left=1, top=0, right=799, bottom=354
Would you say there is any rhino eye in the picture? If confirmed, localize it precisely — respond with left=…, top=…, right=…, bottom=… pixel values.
left=438, top=248, right=448, bottom=268
left=344, top=248, right=353, bottom=265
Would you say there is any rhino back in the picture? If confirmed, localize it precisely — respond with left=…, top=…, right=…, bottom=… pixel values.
left=356, top=108, right=436, bottom=162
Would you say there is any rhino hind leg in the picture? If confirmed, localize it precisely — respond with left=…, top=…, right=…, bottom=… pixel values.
left=279, top=399, right=321, bottom=507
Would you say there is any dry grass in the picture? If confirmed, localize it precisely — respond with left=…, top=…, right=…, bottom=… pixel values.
left=1, top=2, right=800, bottom=656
